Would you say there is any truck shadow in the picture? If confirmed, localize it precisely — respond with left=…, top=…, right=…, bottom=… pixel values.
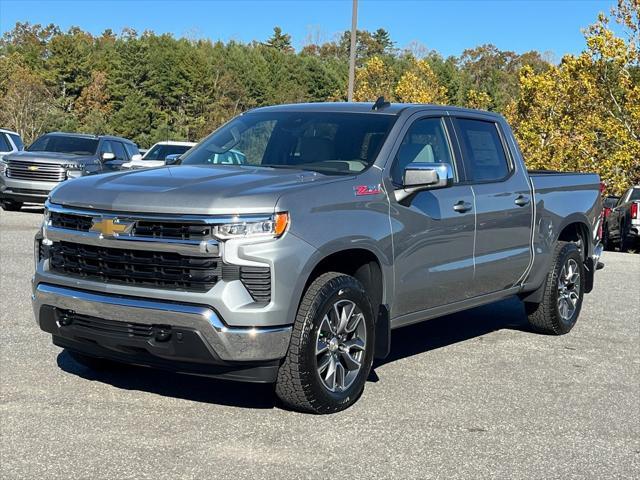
left=56, top=296, right=531, bottom=410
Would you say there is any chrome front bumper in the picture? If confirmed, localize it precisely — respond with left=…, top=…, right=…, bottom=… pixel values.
left=32, top=283, right=292, bottom=362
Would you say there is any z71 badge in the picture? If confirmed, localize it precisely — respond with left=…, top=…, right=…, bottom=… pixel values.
left=354, top=184, right=383, bottom=196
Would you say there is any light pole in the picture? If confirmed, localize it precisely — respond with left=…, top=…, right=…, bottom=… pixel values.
left=347, top=0, right=358, bottom=102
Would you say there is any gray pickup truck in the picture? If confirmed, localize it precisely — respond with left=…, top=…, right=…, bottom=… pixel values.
left=32, top=103, right=603, bottom=413
left=1, top=132, right=139, bottom=210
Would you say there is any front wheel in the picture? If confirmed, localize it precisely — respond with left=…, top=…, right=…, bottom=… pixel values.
left=1, top=200, right=22, bottom=211
left=275, top=272, right=375, bottom=414
left=525, top=241, right=584, bottom=335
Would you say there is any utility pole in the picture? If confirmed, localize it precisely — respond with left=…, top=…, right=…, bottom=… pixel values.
left=347, top=0, right=358, bottom=102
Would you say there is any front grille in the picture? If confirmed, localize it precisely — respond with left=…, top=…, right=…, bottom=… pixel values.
left=60, top=310, right=154, bottom=339
left=48, top=211, right=213, bottom=241
left=133, top=221, right=213, bottom=241
left=49, top=242, right=221, bottom=292
left=240, top=266, right=271, bottom=303
left=7, top=160, right=66, bottom=182
left=50, top=211, right=93, bottom=231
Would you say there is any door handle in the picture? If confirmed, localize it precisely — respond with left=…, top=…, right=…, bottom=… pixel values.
left=453, top=201, right=472, bottom=213
left=515, top=195, right=531, bottom=207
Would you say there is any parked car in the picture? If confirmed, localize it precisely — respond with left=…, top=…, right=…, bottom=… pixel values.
left=33, top=102, right=603, bottom=413
left=122, top=141, right=196, bottom=169
left=0, top=132, right=140, bottom=211
left=605, top=186, right=640, bottom=252
left=601, top=195, right=620, bottom=250
left=0, top=128, right=24, bottom=160
left=165, top=148, right=246, bottom=166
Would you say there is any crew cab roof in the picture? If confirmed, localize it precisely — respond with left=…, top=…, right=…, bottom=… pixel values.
left=248, top=102, right=504, bottom=120
left=45, top=131, right=137, bottom=144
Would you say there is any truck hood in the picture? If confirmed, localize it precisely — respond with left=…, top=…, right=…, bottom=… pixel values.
left=49, top=165, right=348, bottom=215
left=3, top=150, right=95, bottom=165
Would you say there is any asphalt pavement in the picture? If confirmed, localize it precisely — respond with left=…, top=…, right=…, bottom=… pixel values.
left=1, top=207, right=638, bottom=479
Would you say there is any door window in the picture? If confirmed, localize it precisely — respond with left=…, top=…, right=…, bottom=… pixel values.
left=455, top=119, right=511, bottom=182
left=0, top=133, right=11, bottom=152
left=391, top=117, right=454, bottom=184
left=100, top=140, right=113, bottom=155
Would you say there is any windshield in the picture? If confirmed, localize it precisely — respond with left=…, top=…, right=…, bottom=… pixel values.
left=143, top=144, right=193, bottom=160
left=28, top=135, right=98, bottom=155
left=179, top=111, right=397, bottom=175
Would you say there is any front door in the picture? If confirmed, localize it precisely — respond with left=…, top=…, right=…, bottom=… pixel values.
left=388, top=115, right=476, bottom=318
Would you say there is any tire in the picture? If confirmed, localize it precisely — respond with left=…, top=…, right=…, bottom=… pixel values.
left=1, top=200, right=22, bottom=211
left=525, top=241, right=584, bottom=335
left=275, top=272, right=375, bottom=414
left=618, top=222, right=629, bottom=252
left=67, top=350, right=119, bottom=371
left=602, top=224, right=613, bottom=251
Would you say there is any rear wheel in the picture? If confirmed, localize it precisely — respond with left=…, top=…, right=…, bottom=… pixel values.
left=525, top=241, right=584, bottom=335
left=275, top=272, right=375, bottom=414
left=1, top=200, right=22, bottom=211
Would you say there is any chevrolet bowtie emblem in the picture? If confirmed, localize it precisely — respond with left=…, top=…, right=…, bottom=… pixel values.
left=90, top=218, right=134, bottom=237
left=28, top=165, right=39, bottom=171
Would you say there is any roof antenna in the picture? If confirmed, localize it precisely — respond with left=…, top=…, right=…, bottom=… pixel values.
left=372, top=96, right=390, bottom=111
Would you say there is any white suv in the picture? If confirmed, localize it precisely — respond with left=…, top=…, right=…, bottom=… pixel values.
left=0, top=128, right=24, bottom=159
left=122, top=141, right=196, bottom=169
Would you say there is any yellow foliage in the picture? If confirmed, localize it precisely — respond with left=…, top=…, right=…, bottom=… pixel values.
left=353, top=56, right=396, bottom=102
left=395, top=59, right=448, bottom=104
left=465, top=89, right=492, bottom=110
left=506, top=0, right=640, bottom=195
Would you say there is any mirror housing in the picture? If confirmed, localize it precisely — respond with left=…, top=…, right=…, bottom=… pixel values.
left=395, top=162, right=453, bottom=201
left=165, top=153, right=181, bottom=165
left=101, top=152, right=116, bottom=161
left=130, top=154, right=142, bottom=162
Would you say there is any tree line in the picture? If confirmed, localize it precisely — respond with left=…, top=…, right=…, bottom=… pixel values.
left=0, top=0, right=637, bottom=193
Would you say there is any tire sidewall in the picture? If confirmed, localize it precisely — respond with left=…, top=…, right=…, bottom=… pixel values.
left=302, top=277, right=375, bottom=411
left=552, top=244, right=584, bottom=333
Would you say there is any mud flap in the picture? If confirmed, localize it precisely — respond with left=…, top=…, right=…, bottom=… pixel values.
left=374, top=304, right=390, bottom=359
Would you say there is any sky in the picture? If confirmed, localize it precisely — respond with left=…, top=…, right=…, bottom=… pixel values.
left=0, top=0, right=616, bottom=58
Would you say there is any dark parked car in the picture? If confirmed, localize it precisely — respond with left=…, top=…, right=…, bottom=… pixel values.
left=0, top=132, right=139, bottom=211
left=605, top=186, right=640, bottom=252
left=602, top=195, right=620, bottom=249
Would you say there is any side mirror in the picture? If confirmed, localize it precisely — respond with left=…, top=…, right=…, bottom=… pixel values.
left=130, top=154, right=142, bottom=162
left=395, top=162, right=453, bottom=201
left=165, top=154, right=181, bottom=165
left=101, top=152, right=116, bottom=161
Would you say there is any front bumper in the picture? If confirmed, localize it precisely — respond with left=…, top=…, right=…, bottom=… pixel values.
left=33, top=284, right=292, bottom=382
left=0, top=175, right=58, bottom=204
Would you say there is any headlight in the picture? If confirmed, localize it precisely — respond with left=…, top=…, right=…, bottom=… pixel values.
left=0, top=159, right=7, bottom=175
left=66, top=169, right=83, bottom=179
left=214, top=212, right=289, bottom=240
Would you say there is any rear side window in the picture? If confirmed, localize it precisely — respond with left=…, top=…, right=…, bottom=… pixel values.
left=630, top=188, right=640, bottom=202
left=0, top=133, right=11, bottom=152
left=124, top=142, right=139, bottom=158
left=455, top=119, right=510, bottom=182
left=111, top=141, right=127, bottom=160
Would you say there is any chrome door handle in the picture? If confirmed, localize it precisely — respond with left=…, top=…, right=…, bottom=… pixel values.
left=515, top=195, right=530, bottom=207
left=453, top=201, right=472, bottom=213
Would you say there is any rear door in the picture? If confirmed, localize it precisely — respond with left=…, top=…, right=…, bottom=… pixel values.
left=388, top=113, right=476, bottom=317
left=452, top=116, right=533, bottom=296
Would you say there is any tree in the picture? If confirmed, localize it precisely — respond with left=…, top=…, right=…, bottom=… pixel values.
left=0, top=65, right=56, bottom=142
left=506, top=0, right=640, bottom=194
left=353, top=56, right=396, bottom=101
left=266, top=27, right=293, bottom=53
left=395, top=58, right=448, bottom=104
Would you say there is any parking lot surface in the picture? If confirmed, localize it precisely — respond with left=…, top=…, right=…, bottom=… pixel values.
left=1, top=207, right=639, bottom=479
